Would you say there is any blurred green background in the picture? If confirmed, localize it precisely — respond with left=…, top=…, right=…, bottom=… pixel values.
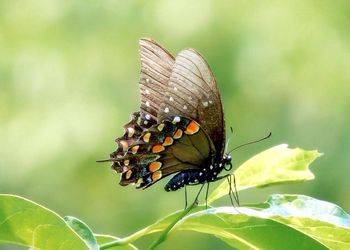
left=1, top=1, right=350, bottom=249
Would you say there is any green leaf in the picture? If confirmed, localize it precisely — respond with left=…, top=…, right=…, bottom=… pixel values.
left=95, top=234, right=138, bottom=250
left=174, top=208, right=327, bottom=250
left=0, top=194, right=88, bottom=250
left=98, top=206, right=206, bottom=249
left=171, top=194, right=350, bottom=250
left=263, top=194, right=350, bottom=249
left=208, top=144, right=321, bottom=203
left=64, top=216, right=98, bottom=250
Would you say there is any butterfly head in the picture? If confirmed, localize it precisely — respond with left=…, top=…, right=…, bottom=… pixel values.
left=222, top=154, right=232, bottom=171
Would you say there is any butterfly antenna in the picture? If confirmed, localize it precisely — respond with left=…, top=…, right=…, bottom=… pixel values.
left=96, top=158, right=115, bottom=163
left=227, top=132, right=272, bottom=154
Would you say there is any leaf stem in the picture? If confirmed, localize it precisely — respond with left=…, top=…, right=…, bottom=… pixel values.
left=147, top=201, right=198, bottom=250
left=101, top=184, right=205, bottom=250
left=99, top=228, right=149, bottom=249
left=99, top=203, right=197, bottom=250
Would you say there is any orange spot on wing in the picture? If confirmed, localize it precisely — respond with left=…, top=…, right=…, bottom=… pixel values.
left=136, top=178, right=144, bottom=187
left=152, top=170, right=162, bottom=182
left=131, top=145, right=139, bottom=154
left=157, top=123, right=165, bottom=131
left=120, top=140, right=128, bottom=151
left=173, top=129, right=183, bottom=139
left=162, top=137, right=173, bottom=146
left=185, top=120, right=200, bottom=135
left=143, top=132, right=151, bottom=143
left=125, top=169, right=133, bottom=179
left=152, top=145, right=165, bottom=153
left=149, top=161, right=162, bottom=172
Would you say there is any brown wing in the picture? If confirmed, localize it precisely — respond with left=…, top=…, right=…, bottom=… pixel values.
left=110, top=111, right=157, bottom=171
left=110, top=39, right=175, bottom=168
left=138, top=38, right=175, bottom=120
left=158, top=49, right=225, bottom=156
left=112, top=117, right=215, bottom=189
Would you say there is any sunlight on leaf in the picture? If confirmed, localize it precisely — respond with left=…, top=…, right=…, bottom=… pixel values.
left=208, top=144, right=321, bottom=203
left=262, top=194, right=350, bottom=249
left=0, top=194, right=88, bottom=249
left=172, top=194, right=350, bottom=250
left=65, top=216, right=98, bottom=250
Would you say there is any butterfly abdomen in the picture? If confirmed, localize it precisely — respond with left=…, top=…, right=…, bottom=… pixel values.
left=165, top=161, right=225, bottom=191
left=165, top=170, right=207, bottom=191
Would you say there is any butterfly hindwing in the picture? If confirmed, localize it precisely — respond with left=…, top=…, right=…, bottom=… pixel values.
left=111, top=111, right=157, bottom=172
left=114, top=117, right=215, bottom=189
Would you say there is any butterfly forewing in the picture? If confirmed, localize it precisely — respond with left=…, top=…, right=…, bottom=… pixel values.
left=158, top=49, right=225, bottom=156
left=139, top=39, right=175, bottom=120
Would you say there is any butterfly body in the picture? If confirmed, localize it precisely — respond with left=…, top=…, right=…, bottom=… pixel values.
left=105, top=38, right=231, bottom=192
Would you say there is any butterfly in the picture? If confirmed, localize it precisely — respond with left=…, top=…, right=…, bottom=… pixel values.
left=103, top=38, right=233, bottom=192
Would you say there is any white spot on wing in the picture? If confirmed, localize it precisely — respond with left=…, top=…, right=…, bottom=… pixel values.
left=169, top=96, right=174, bottom=102
left=183, top=105, right=187, bottom=110
left=145, top=89, right=150, bottom=94
left=145, top=78, right=152, bottom=84
left=173, top=116, right=180, bottom=123
left=145, top=114, right=151, bottom=120
left=127, top=127, right=134, bottom=137
left=202, top=101, right=209, bottom=107
left=164, top=107, right=169, bottom=113
left=146, top=101, right=150, bottom=107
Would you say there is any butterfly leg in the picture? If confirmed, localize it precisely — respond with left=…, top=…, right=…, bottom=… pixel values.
left=184, top=185, right=188, bottom=209
left=232, top=174, right=240, bottom=206
left=205, top=182, right=210, bottom=209
left=214, top=173, right=240, bottom=210
left=193, top=183, right=205, bottom=206
left=226, top=174, right=235, bottom=207
left=165, top=170, right=207, bottom=209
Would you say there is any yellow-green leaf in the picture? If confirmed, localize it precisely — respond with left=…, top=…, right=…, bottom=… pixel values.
left=208, top=144, right=321, bottom=203
left=0, top=194, right=88, bottom=250
left=172, top=194, right=350, bottom=250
